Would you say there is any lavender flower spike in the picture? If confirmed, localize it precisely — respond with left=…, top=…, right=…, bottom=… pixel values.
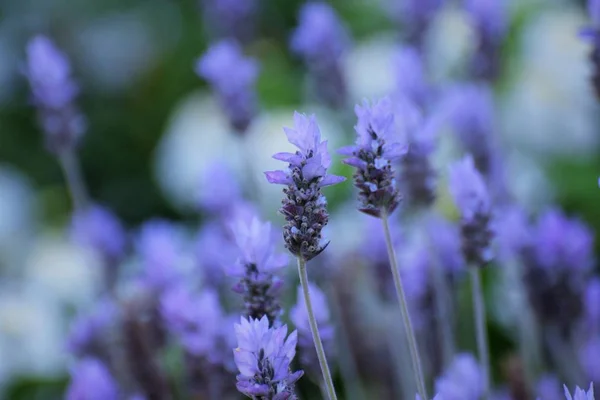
left=435, top=353, right=483, bottom=400
left=265, top=111, right=345, bottom=261
left=233, top=316, right=303, bottom=399
left=65, top=358, right=119, bottom=400
left=25, top=36, right=86, bottom=153
left=227, top=212, right=288, bottom=325
left=580, top=0, right=600, bottom=99
left=564, top=384, right=595, bottom=400
left=196, top=40, right=259, bottom=134
left=291, top=283, right=335, bottom=382
left=339, top=97, right=407, bottom=218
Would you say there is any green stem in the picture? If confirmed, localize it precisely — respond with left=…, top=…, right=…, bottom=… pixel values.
left=469, top=267, right=490, bottom=400
left=297, top=257, right=338, bottom=400
left=58, top=148, right=89, bottom=211
left=381, top=212, right=427, bottom=400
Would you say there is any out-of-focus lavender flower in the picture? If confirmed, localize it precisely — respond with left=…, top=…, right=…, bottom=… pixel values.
left=290, top=2, right=349, bottom=108
left=448, top=155, right=493, bottom=267
left=200, top=0, right=258, bottom=43
left=579, top=338, right=600, bottom=383
left=585, top=278, right=600, bottom=328
left=522, top=209, right=594, bottom=336
left=197, top=161, right=241, bottom=215
left=265, top=112, right=345, bottom=261
left=536, top=374, right=563, bottom=400
left=564, top=383, right=595, bottom=400
left=71, top=204, right=126, bottom=265
left=233, top=316, right=303, bottom=399
left=581, top=0, right=600, bottom=99
left=161, top=285, right=225, bottom=361
left=290, top=283, right=335, bottom=381
left=136, top=220, right=182, bottom=291
left=493, top=205, right=531, bottom=263
left=393, top=47, right=430, bottom=109
left=339, top=97, right=407, bottom=218
left=426, top=214, right=465, bottom=275
left=416, top=395, right=443, bottom=400
left=389, top=0, right=445, bottom=48
left=24, top=35, right=86, bottom=153
left=196, top=221, right=236, bottom=288
left=464, top=0, right=507, bottom=80
left=65, top=358, right=119, bottom=400
left=67, top=297, right=117, bottom=358
left=195, top=40, right=259, bottom=134
left=401, top=241, right=434, bottom=329
left=227, top=213, right=288, bottom=325
left=445, top=84, right=496, bottom=177
left=434, top=353, right=483, bottom=400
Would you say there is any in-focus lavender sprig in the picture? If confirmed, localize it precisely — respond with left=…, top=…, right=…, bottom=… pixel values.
left=564, top=383, right=595, bottom=400
left=265, top=112, right=345, bottom=261
left=233, top=316, right=303, bottom=399
left=291, top=2, right=349, bottom=109
left=265, top=111, right=342, bottom=400
left=339, top=97, right=406, bottom=218
left=196, top=40, right=259, bottom=135
left=227, top=213, right=288, bottom=326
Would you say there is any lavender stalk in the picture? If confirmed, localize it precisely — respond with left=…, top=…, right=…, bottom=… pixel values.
left=58, top=148, right=89, bottom=210
left=382, top=212, right=427, bottom=399
left=297, top=257, right=337, bottom=400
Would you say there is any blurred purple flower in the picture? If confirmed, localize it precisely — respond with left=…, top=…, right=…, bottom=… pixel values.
left=161, top=285, right=225, bottom=361
left=265, top=112, right=344, bottom=261
left=195, top=40, right=259, bottom=134
left=201, top=0, right=258, bottom=43
left=564, top=383, right=595, bottom=400
left=339, top=97, right=407, bottom=217
left=537, top=374, right=563, bottom=400
left=233, top=316, right=303, bottom=398
left=196, top=221, right=235, bottom=288
left=579, top=338, right=600, bottom=383
left=136, top=220, right=182, bottom=291
left=389, top=0, right=444, bottom=47
left=581, top=0, right=600, bottom=99
left=585, top=277, right=600, bottom=327
left=197, top=161, right=241, bottom=215
left=426, top=214, right=464, bottom=274
left=449, top=155, right=493, bottom=267
left=290, top=283, right=335, bottom=380
left=402, top=242, right=433, bottom=329
left=493, top=205, right=531, bottom=263
left=67, top=297, right=117, bottom=357
left=227, top=213, right=288, bottom=325
left=393, top=47, right=430, bottom=108
left=533, top=209, right=594, bottom=273
left=362, top=215, right=402, bottom=265
left=71, top=204, right=126, bottom=264
left=290, top=2, right=349, bottom=108
left=435, top=353, right=483, bottom=400
left=65, top=358, right=119, bottom=400
left=24, top=35, right=86, bottom=153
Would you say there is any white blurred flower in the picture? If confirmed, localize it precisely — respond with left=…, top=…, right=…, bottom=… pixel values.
left=501, top=8, right=599, bottom=157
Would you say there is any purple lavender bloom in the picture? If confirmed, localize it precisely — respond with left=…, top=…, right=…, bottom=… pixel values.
left=339, top=97, right=407, bottom=218
left=161, top=285, right=225, bottom=361
left=389, top=0, right=444, bottom=47
left=393, top=47, right=430, bottom=108
left=24, top=35, right=86, bottom=153
left=448, top=155, right=493, bottom=267
left=426, top=214, right=465, bottom=274
left=564, top=384, right=595, bottom=400
left=227, top=213, right=288, bottom=325
left=585, top=278, right=600, bottom=327
left=290, top=283, right=335, bottom=381
left=195, top=40, right=259, bottom=134
left=464, top=0, right=506, bottom=80
left=493, top=205, right=531, bottom=263
left=200, top=0, right=258, bottom=43
left=446, top=84, right=496, bottom=176
left=579, top=338, right=600, bottom=383
left=65, top=358, right=119, bottom=400
left=71, top=204, right=126, bottom=265
left=265, top=112, right=345, bottom=261
left=416, top=395, right=443, bottom=400
left=197, top=161, right=241, bottom=215
left=136, top=220, right=182, bottom=291
left=434, top=353, right=483, bottom=400
left=233, top=316, right=303, bottom=399
left=290, top=2, right=349, bottom=108
left=67, top=297, right=117, bottom=357
left=537, top=374, right=563, bottom=400
left=196, top=221, right=236, bottom=288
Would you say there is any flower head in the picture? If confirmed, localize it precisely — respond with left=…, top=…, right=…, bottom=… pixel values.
left=65, top=358, right=119, bottom=400
left=67, top=297, right=117, bottom=357
left=195, top=40, right=259, bottom=134
left=227, top=212, right=288, bottom=325
left=201, top=0, right=258, bottom=43
left=136, top=220, right=182, bottom=291
left=390, top=0, right=444, bottom=47
left=71, top=204, right=126, bottom=264
left=233, top=316, right=303, bottom=398
left=197, top=161, right=241, bottom=215
left=393, top=46, right=430, bottom=108
left=435, top=353, right=483, bottom=400
left=265, top=112, right=345, bottom=261
left=564, top=383, right=595, bottom=400
left=340, top=97, right=407, bottom=217
left=24, top=35, right=85, bottom=152
left=585, top=277, right=600, bottom=326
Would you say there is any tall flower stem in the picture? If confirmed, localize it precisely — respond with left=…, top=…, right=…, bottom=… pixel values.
left=469, top=266, right=490, bottom=400
left=58, top=148, right=89, bottom=211
left=297, top=257, right=338, bottom=400
left=381, top=212, right=427, bottom=400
